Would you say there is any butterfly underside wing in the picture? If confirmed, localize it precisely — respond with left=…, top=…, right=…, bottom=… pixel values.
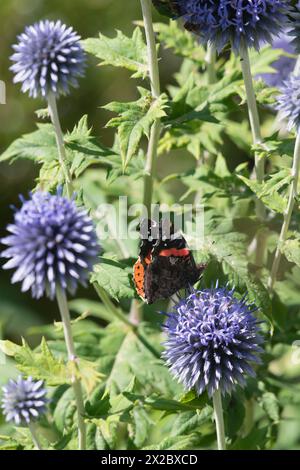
left=133, top=219, right=206, bottom=304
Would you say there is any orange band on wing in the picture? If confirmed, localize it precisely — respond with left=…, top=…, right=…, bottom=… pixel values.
left=158, top=248, right=190, bottom=257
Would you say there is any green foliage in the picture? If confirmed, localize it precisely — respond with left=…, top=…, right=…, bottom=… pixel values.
left=239, top=169, right=292, bottom=214
left=154, top=20, right=206, bottom=65
left=0, top=116, right=118, bottom=191
left=0, top=123, right=57, bottom=164
left=91, top=257, right=135, bottom=301
left=83, top=28, right=148, bottom=78
left=104, top=88, right=168, bottom=169
left=0, top=337, right=102, bottom=393
left=281, top=237, right=300, bottom=267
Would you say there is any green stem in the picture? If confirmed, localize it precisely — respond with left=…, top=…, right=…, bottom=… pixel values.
left=268, top=131, right=300, bottom=291
left=56, top=286, right=86, bottom=450
left=239, top=41, right=267, bottom=267
left=239, top=42, right=264, bottom=180
left=143, top=120, right=161, bottom=213
left=47, top=92, right=73, bottom=198
left=212, top=389, right=226, bottom=450
left=138, top=0, right=162, bottom=326
left=28, top=423, right=43, bottom=450
left=129, top=299, right=142, bottom=325
left=140, top=0, right=161, bottom=215
left=205, top=43, right=217, bottom=84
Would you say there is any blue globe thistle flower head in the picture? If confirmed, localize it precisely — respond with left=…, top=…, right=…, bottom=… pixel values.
left=158, top=1, right=290, bottom=52
left=1, top=190, right=99, bottom=300
left=163, top=286, right=264, bottom=397
left=10, top=20, right=86, bottom=98
left=277, top=73, right=300, bottom=131
left=1, top=376, right=47, bottom=425
left=259, top=32, right=296, bottom=88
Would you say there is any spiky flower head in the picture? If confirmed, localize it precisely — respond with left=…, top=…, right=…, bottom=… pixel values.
left=1, top=190, right=99, bottom=300
left=260, top=32, right=296, bottom=88
left=163, top=286, right=263, bottom=397
left=1, top=376, right=47, bottom=425
left=153, top=1, right=289, bottom=52
left=10, top=20, right=86, bottom=98
left=277, top=73, right=300, bottom=131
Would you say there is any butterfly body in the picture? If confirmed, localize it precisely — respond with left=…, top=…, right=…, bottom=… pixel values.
left=133, top=219, right=205, bottom=304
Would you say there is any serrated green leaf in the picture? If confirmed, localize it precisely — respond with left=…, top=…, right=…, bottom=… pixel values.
left=0, top=337, right=99, bottom=390
left=245, top=276, right=272, bottom=326
left=281, top=238, right=300, bottom=267
left=104, top=89, right=167, bottom=169
left=131, top=406, right=153, bottom=447
left=91, top=257, right=135, bottom=301
left=90, top=415, right=120, bottom=450
left=15, top=338, right=70, bottom=386
left=65, top=115, right=118, bottom=178
left=83, top=28, right=148, bottom=78
left=170, top=408, right=213, bottom=437
left=201, top=217, right=272, bottom=323
left=239, top=170, right=291, bottom=214
left=53, top=387, right=77, bottom=433
left=77, top=358, right=104, bottom=395
left=0, top=123, right=57, bottom=163
left=143, top=433, right=200, bottom=450
left=205, top=230, right=249, bottom=283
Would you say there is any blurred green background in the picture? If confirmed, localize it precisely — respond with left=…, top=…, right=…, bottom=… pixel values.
left=0, top=0, right=181, bottom=349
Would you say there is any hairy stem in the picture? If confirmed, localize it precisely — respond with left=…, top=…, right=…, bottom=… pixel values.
left=47, top=92, right=73, bottom=198
left=56, top=286, right=86, bottom=450
left=140, top=0, right=161, bottom=215
left=136, top=0, right=162, bottom=325
left=143, top=120, right=161, bottom=213
left=268, top=132, right=300, bottom=291
left=28, top=423, right=43, bottom=450
left=212, top=389, right=226, bottom=450
left=239, top=41, right=267, bottom=267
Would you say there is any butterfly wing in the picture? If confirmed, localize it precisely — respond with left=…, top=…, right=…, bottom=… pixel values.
left=133, top=257, right=146, bottom=300
left=134, top=218, right=206, bottom=304
left=144, top=251, right=205, bottom=304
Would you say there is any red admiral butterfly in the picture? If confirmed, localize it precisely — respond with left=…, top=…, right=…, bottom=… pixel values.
left=133, top=219, right=206, bottom=304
